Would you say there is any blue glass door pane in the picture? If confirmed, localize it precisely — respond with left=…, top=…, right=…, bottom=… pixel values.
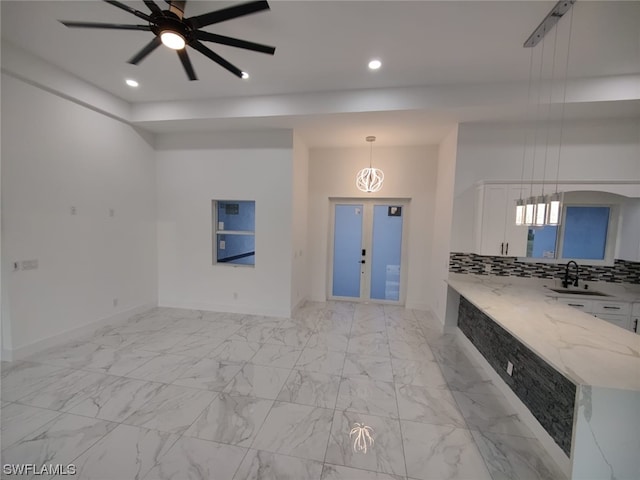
left=370, top=205, right=403, bottom=301
left=332, top=205, right=364, bottom=297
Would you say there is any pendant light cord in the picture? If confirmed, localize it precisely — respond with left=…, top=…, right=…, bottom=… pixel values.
left=519, top=48, right=535, bottom=201
left=530, top=33, right=546, bottom=200
left=555, top=6, right=574, bottom=195
left=369, top=141, right=373, bottom=169
left=541, top=23, right=560, bottom=197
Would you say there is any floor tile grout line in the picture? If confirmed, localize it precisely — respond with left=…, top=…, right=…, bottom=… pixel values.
left=321, top=302, right=355, bottom=470
left=384, top=307, right=410, bottom=479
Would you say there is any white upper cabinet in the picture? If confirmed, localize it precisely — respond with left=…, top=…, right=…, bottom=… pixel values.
left=474, top=184, right=528, bottom=257
left=618, top=198, right=640, bottom=262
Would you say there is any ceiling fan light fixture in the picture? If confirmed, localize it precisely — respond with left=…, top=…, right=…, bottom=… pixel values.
left=161, top=30, right=186, bottom=50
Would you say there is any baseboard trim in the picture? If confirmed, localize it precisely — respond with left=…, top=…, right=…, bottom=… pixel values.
left=456, top=329, right=572, bottom=478
left=8, top=303, right=157, bottom=361
left=158, top=300, right=291, bottom=318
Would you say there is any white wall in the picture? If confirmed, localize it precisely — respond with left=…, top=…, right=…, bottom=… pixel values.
left=155, top=131, right=295, bottom=317
left=1, top=74, right=157, bottom=359
left=452, top=119, right=640, bottom=253
left=307, top=145, right=438, bottom=310
left=428, top=126, right=458, bottom=324
left=291, top=134, right=309, bottom=311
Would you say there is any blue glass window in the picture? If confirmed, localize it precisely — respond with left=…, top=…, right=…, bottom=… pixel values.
left=213, top=201, right=255, bottom=266
left=562, top=206, right=609, bottom=260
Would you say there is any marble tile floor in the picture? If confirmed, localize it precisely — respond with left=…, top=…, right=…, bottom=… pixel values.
left=0, top=303, right=566, bottom=480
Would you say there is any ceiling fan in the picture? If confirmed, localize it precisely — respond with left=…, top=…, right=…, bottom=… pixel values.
left=59, top=0, right=276, bottom=81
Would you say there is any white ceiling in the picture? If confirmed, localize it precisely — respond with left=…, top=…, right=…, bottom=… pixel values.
left=2, top=0, right=639, bottom=147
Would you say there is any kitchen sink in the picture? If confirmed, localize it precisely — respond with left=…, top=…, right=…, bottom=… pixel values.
left=548, top=288, right=611, bottom=297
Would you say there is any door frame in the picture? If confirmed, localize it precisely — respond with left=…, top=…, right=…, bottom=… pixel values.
left=327, top=197, right=410, bottom=305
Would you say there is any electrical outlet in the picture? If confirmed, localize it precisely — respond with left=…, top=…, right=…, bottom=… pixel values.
left=484, top=264, right=491, bottom=273
left=506, top=361, right=514, bottom=376
left=220, top=240, right=226, bottom=250
left=21, top=259, right=38, bottom=270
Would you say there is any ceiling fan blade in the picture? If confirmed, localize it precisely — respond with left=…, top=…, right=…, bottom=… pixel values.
left=60, top=21, right=151, bottom=31
left=195, top=31, right=275, bottom=55
left=103, top=0, right=152, bottom=22
left=190, top=40, right=243, bottom=78
left=143, top=0, right=162, bottom=14
left=188, top=0, right=270, bottom=29
left=128, top=36, right=162, bottom=64
left=177, top=49, right=197, bottom=81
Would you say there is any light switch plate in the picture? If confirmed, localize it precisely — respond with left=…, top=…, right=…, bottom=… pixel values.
left=220, top=240, right=226, bottom=250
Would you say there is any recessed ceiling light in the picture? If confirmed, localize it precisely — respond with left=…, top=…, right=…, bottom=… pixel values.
left=125, top=79, right=139, bottom=87
left=241, top=72, right=250, bottom=80
left=368, top=59, right=382, bottom=70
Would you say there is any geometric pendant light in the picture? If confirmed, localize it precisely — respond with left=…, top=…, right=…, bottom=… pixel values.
left=356, top=136, right=384, bottom=193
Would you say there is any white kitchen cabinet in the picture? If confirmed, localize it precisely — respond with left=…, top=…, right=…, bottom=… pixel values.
left=475, top=184, right=528, bottom=257
left=558, top=297, right=634, bottom=332
left=557, top=298, right=593, bottom=313
left=593, top=313, right=631, bottom=330
left=591, top=300, right=631, bottom=316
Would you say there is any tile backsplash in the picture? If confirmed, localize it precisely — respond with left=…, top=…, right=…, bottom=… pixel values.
left=449, top=252, right=640, bottom=284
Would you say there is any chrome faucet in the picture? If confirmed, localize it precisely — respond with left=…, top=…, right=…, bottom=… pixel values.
left=562, top=261, right=580, bottom=288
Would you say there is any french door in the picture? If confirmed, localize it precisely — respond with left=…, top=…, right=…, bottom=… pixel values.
left=328, top=199, right=409, bottom=304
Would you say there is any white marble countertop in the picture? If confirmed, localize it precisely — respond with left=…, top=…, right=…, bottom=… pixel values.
left=446, top=275, right=640, bottom=391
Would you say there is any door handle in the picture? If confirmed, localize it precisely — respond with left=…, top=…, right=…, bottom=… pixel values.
left=505, top=243, right=509, bottom=255
left=633, top=319, right=638, bottom=333
left=500, top=242, right=504, bottom=255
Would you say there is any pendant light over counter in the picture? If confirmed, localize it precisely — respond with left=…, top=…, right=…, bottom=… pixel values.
left=356, top=136, right=384, bottom=193
left=515, top=0, right=575, bottom=227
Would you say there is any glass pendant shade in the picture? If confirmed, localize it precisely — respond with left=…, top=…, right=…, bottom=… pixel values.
left=356, top=167, right=384, bottom=193
left=546, top=192, right=562, bottom=225
left=515, top=198, right=526, bottom=225
left=524, top=197, right=536, bottom=226
left=534, top=195, right=547, bottom=226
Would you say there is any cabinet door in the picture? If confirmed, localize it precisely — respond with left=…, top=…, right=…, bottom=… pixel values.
left=593, top=313, right=631, bottom=331
left=591, top=301, right=631, bottom=316
left=479, top=185, right=508, bottom=256
left=557, top=298, right=593, bottom=312
left=504, top=186, right=529, bottom=257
